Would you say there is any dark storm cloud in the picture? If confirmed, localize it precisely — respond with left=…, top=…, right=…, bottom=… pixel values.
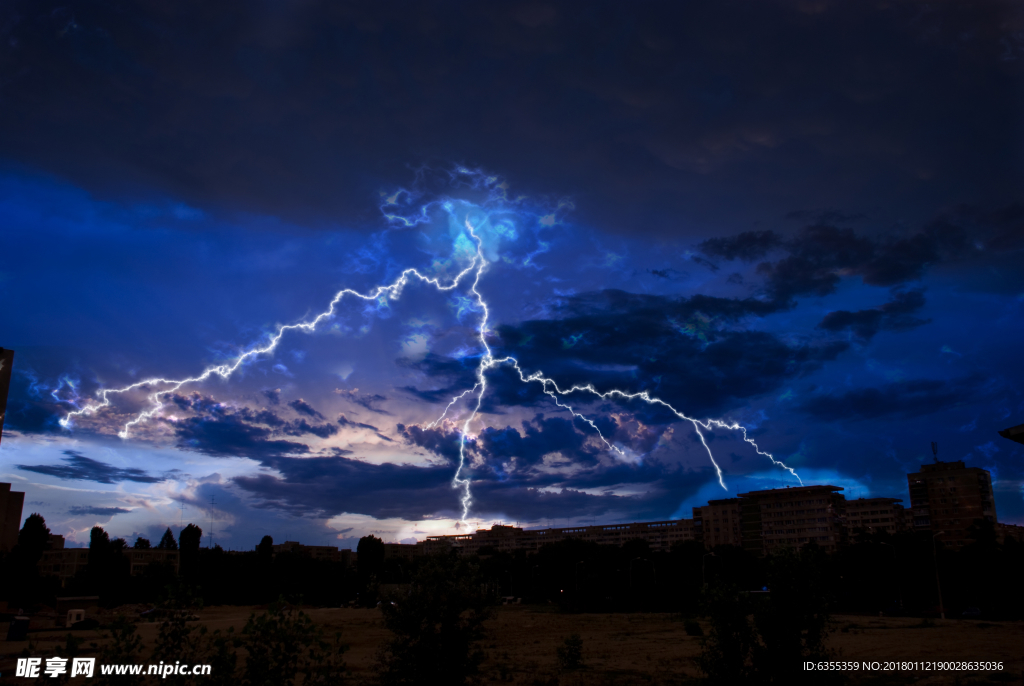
left=758, top=224, right=881, bottom=301
left=288, top=398, right=324, bottom=420
left=249, top=409, right=286, bottom=428
left=393, top=412, right=716, bottom=516
left=336, top=389, right=392, bottom=415
left=167, top=396, right=310, bottom=458
left=698, top=230, right=784, bottom=262
left=703, top=208, right=1024, bottom=303
left=689, top=255, right=720, bottom=273
left=232, top=456, right=458, bottom=519
left=282, top=419, right=339, bottom=439
left=1, top=1, right=1019, bottom=235
left=2, top=363, right=73, bottom=434
left=477, top=415, right=600, bottom=469
left=817, top=289, right=930, bottom=340
left=336, top=414, right=381, bottom=432
left=445, top=290, right=851, bottom=420
left=261, top=389, right=281, bottom=406
left=646, top=268, right=682, bottom=280
left=166, top=393, right=394, bottom=459
left=470, top=461, right=720, bottom=522
left=398, top=424, right=466, bottom=466
left=337, top=413, right=392, bottom=442
left=68, top=505, right=132, bottom=516
left=799, top=376, right=987, bottom=422
left=398, top=354, right=491, bottom=404
left=174, top=413, right=310, bottom=460
left=17, top=450, right=164, bottom=484
left=232, top=449, right=713, bottom=521
left=560, top=289, right=783, bottom=320
left=294, top=411, right=716, bottom=521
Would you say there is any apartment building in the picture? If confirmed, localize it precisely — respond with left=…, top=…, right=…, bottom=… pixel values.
left=124, top=548, right=180, bottom=575
left=908, top=460, right=996, bottom=550
left=37, top=536, right=90, bottom=581
left=737, top=485, right=847, bottom=555
left=843, top=497, right=907, bottom=535
left=38, top=535, right=180, bottom=580
left=693, top=498, right=743, bottom=548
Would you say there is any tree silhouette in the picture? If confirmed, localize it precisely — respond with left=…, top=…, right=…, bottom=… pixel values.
left=257, top=535, right=274, bottom=561
left=90, top=526, right=111, bottom=553
left=158, top=527, right=179, bottom=550
left=356, top=535, right=385, bottom=580
left=180, top=524, right=203, bottom=552
left=17, top=513, right=51, bottom=564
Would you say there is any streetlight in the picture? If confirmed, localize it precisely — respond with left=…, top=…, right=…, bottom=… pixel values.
left=703, top=552, right=716, bottom=589
left=932, top=531, right=946, bottom=620
left=879, top=541, right=902, bottom=610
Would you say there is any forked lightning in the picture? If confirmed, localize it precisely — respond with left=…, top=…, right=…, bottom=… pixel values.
left=60, top=207, right=800, bottom=520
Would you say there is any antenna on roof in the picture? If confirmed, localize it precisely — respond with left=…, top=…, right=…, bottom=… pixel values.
left=931, top=441, right=938, bottom=463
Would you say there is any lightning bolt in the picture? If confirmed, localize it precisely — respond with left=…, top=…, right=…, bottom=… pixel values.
left=59, top=198, right=800, bottom=521
left=438, top=219, right=801, bottom=520
left=59, top=259, right=482, bottom=438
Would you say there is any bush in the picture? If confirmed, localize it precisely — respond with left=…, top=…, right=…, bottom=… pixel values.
left=556, top=633, right=584, bottom=671
left=96, top=616, right=145, bottom=686
left=151, top=584, right=238, bottom=686
left=695, top=585, right=757, bottom=685
left=375, top=553, right=489, bottom=686
left=697, top=549, right=843, bottom=686
left=241, top=600, right=346, bottom=686
left=683, top=619, right=704, bottom=636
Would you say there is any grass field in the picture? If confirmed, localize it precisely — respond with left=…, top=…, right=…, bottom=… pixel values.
left=2, top=606, right=1022, bottom=684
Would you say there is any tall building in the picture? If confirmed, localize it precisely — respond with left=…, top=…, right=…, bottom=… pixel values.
left=0, top=482, right=26, bottom=552
left=737, top=485, right=847, bottom=556
left=843, top=497, right=907, bottom=535
left=907, top=460, right=996, bottom=549
left=693, top=498, right=743, bottom=548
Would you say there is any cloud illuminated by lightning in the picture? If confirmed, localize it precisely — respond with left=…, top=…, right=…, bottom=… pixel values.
left=58, top=194, right=800, bottom=521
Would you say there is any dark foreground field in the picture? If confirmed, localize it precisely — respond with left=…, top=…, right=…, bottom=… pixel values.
left=2, top=606, right=1022, bottom=685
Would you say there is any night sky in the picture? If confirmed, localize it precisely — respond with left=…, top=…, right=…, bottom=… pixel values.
left=2, top=1, right=1022, bottom=550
